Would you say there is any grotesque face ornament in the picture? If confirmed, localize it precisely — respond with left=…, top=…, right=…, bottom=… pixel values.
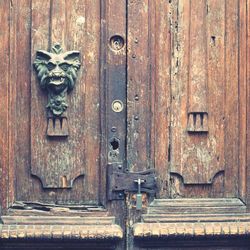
left=34, top=43, right=81, bottom=137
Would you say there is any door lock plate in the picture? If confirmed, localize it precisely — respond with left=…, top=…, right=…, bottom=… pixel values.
left=107, top=163, right=157, bottom=201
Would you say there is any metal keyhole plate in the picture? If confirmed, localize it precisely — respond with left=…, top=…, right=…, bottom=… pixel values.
left=112, top=100, right=124, bottom=113
left=109, top=35, right=125, bottom=51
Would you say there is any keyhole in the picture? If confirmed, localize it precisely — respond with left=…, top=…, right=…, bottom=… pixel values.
left=112, top=100, right=124, bottom=112
left=109, top=35, right=125, bottom=51
left=110, top=138, right=119, bottom=150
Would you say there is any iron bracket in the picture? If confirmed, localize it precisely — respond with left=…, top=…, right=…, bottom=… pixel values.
left=107, top=163, right=157, bottom=200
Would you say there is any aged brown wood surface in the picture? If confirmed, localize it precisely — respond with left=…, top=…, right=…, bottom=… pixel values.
left=126, top=0, right=249, bottom=249
left=0, top=0, right=102, bottom=205
left=171, top=0, right=229, bottom=188
left=247, top=0, right=250, bottom=211
left=0, top=0, right=250, bottom=249
left=30, top=0, right=100, bottom=202
left=0, top=0, right=10, bottom=214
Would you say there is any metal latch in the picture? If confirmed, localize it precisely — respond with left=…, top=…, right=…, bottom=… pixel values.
left=107, top=164, right=157, bottom=205
left=134, top=178, right=145, bottom=210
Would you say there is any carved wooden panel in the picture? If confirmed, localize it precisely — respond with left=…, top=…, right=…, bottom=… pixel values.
left=126, top=0, right=246, bottom=198
left=1, top=0, right=102, bottom=204
left=170, top=0, right=234, bottom=186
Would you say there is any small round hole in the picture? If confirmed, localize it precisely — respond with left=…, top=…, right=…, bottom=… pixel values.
left=109, top=35, right=125, bottom=51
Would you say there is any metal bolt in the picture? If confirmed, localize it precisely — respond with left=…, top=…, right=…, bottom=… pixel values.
left=134, top=95, right=139, bottom=101
left=111, top=127, right=117, bottom=132
left=132, top=54, right=136, bottom=58
left=134, top=115, right=139, bottom=120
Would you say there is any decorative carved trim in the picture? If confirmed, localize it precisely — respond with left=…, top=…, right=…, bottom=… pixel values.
left=0, top=216, right=123, bottom=240
left=33, top=43, right=81, bottom=137
left=134, top=221, right=250, bottom=238
left=187, top=112, right=208, bottom=132
left=133, top=199, right=250, bottom=240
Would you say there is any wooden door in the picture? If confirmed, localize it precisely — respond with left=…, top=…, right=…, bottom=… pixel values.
left=0, top=0, right=250, bottom=250
left=0, top=2, right=125, bottom=249
left=128, top=0, right=250, bottom=249
left=0, top=0, right=103, bottom=207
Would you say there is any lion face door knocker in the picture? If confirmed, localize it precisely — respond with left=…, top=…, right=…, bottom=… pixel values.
left=33, top=43, right=81, bottom=137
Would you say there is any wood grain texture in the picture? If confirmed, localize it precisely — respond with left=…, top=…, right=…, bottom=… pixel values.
left=6, top=0, right=102, bottom=204
left=0, top=1, right=249, bottom=249
left=224, top=0, right=239, bottom=197
left=247, top=0, right=250, bottom=210
left=0, top=0, right=10, bottom=213
left=188, top=0, right=207, bottom=114
left=239, top=0, right=247, bottom=203
left=127, top=0, right=151, bottom=172
left=11, top=0, right=32, bottom=203
left=153, top=0, right=171, bottom=198
left=170, top=0, right=226, bottom=186
left=126, top=0, right=171, bottom=197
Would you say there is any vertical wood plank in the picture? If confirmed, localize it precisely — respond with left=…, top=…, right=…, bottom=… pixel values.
left=8, top=0, right=17, bottom=206
left=79, top=0, right=101, bottom=204
left=224, top=0, right=239, bottom=197
left=153, top=1, right=171, bottom=198
left=239, top=0, right=247, bottom=202
left=188, top=0, right=207, bottom=114
left=126, top=2, right=152, bottom=249
left=50, top=0, right=66, bottom=47
left=30, top=0, right=51, bottom=202
left=13, top=0, right=33, bottom=202
left=246, top=0, right=250, bottom=210
left=55, top=0, right=101, bottom=203
left=127, top=0, right=151, bottom=172
left=0, top=0, right=10, bottom=213
left=206, top=0, right=226, bottom=194
left=169, top=0, right=190, bottom=192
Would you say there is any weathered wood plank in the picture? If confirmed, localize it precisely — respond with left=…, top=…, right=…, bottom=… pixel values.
left=206, top=0, right=226, bottom=193
left=169, top=0, right=190, bottom=193
left=188, top=0, right=207, bottom=115
left=239, top=0, right=247, bottom=203
left=50, top=0, right=67, bottom=47
left=55, top=0, right=101, bottom=203
left=30, top=0, right=51, bottom=202
left=13, top=0, right=33, bottom=203
left=0, top=0, right=10, bottom=213
left=153, top=0, right=171, bottom=198
left=127, top=0, right=151, bottom=172
left=224, top=0, right=239, bottom=197
left=247, top=0, right=250, bottom=211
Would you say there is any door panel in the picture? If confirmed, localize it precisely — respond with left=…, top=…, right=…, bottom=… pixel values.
left=127, top=0, right=171, bottom=199
left=9, top=0, right=101, bottom=205
left=126, top=0, right=249, bottom=249
left=169, top=0, right=239, bottom=197
left=127, top=0, right=245, bottom=199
